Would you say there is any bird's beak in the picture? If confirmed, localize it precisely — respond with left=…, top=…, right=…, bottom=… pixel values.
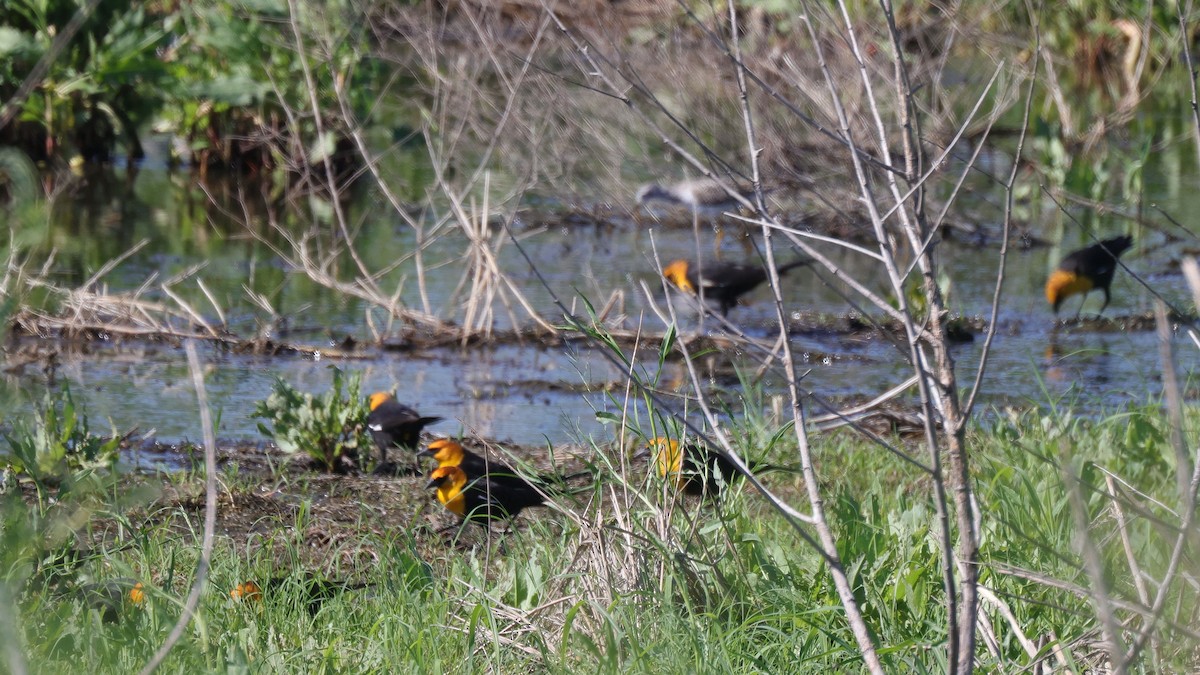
left=424, top=477, right=440, bottom=489
left=416, top=449, right=433, bottom=459
left=632, top=447, right=650, bottom=461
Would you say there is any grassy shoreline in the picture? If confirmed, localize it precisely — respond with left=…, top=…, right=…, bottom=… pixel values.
left=4, top=400, right=1194, bottom=672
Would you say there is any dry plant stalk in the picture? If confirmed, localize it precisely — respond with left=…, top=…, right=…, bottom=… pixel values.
left=254, top=1, right=568, bottom=342
left=1059, top=440, right=1128, bottom=672
left=15, top=242, right=228, bottom=342
left=136, top=342, right=218, bottom=675
left=1118, top=269, right=1200, bottom=663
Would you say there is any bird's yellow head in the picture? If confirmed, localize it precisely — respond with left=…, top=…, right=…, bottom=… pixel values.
left=230, top=580, right=263, bottom=602
left=645, top=437, right=687, bottom=488
left=1045, top=270, right=1093, bottom=313
left=367, top=392, right=394, bottom=412
left=662, top=260, right=695, bottom=293
left=129, top=582, right=145, bottom=605
left=426, top=466, right=467, bottom=515
left=421, top=439, right=465, bottom=467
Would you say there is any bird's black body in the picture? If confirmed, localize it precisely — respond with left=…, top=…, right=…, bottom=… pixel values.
left=664, top=258, right=810, bottom=315
left=426, top=466, right=546, bottom=525
left=1047, top=235, right=1134, bottom=315
left=418, top=439, right=588, bottom=495
left=231, top=576, right=368, bottom=615
left=466, top=474, right=545, bottom=522
left=72, top=578, right=142, bottom=622
left=678, top=442, right=742, bottom=496
left=366, top=393, right=442, bottom=466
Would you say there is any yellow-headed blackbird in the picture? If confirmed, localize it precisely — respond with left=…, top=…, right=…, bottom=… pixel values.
left=418, top=439, right=588, bottom=493
left=662, top=258, right=810, bottom=316
left=426, top=465, right=546, bottom=525
left=230, top=576, right=368, bottom=615
left=419, top=439, right=521, bottom=480
left=73, top=578, right=144, bottom=622
left=638, top=437, right=794, bottom=497
left=366, top=392, right=442, bottom=466
left=1045, top=235, right=1133, bottom=315
left=229, top=580, right=264, bottom=602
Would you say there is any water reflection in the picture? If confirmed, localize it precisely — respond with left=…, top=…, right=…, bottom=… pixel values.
left=6, top=157, right=1198, bottom=446
left=1043, top=330, right=1117, bottom=388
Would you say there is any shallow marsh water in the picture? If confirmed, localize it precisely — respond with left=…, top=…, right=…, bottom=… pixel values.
left=6, top=131, right=1200, bottom=449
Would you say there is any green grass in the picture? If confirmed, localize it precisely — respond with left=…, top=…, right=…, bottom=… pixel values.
left=3, top=403, right=1198, bottom=672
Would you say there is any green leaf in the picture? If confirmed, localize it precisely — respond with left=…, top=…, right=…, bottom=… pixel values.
left=307, top=132, right=337, bottom=165
left=0, top=27, right=36, bottom=58
left=594, top=411, right=621, bottom=425
left=189, top=74, right=269, bottom=106
left=659, top=323, right=677, bottom=365
left=251, top=370, right=369, bottom=471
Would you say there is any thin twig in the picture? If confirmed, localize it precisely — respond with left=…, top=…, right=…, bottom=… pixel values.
left=1105, top=474, right=1150, bottom=607
left=992, top=563, right=1200, bottom=642
left=978, top=585, right=1039, bottom=660
left=137, top=342, right=218, bottom=675
left=1155, top=300, right=1191, bottom=500
left=1123, top=260, right=1200, bottom=662
left=285, top=0, right=381, bottom=300
left=1178, top=0, right=1200, bottom=173
left=1060, top=440, right=1128, bottom=673
left=815, top=0, right=967, bottom=666
left=963, top=27, right=1039, bottom=418
left=727, top=3, right=883, bottom=669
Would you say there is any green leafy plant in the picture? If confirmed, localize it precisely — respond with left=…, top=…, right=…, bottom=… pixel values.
left=1, top=385, right=121, bottom=498
left=252, top=368, right=368, bottom=472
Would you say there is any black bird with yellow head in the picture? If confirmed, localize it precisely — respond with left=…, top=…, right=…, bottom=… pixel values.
left=1045, top=236, right=1133, bottom=316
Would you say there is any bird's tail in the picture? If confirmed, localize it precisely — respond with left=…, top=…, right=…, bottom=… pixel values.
left=776, top=258, right=814, bottom=276
left=1100, top=235, right=1134, bottom=258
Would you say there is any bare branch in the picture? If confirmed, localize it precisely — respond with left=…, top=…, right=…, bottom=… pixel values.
left=727, top=3, right=883, bottom=669
left=1060, top=441, right=1128, bottom=673
left=137, top=342, right=218, bottom=675
left=963, top=28, right=1040, bottom=417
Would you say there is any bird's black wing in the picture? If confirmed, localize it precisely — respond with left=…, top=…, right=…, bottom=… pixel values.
left=463, top=474, right=545, bottom=521
left=366, top=401, right=421, bottom=429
